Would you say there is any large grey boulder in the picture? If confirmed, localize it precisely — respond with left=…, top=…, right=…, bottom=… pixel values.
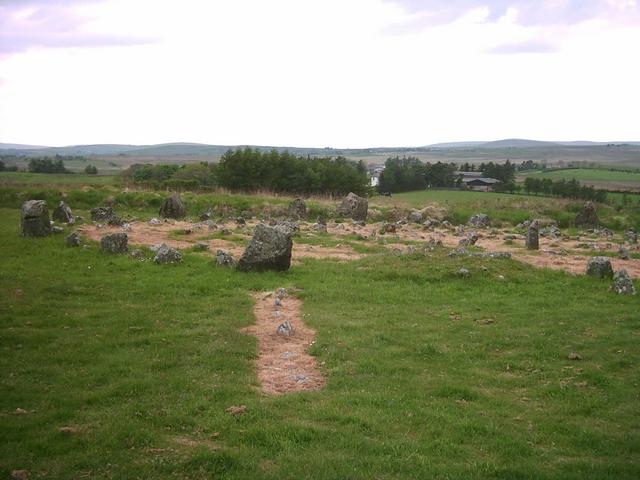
left=100, top=233, right=128, bottom=253
left=336, top=192, right=368, bottom=221
left=237, top=224, right=293, bottom=272
left=611, top=269, right=636, bottom=295
left=52, top=201, right=74, bottom=224
left=586, top=256, right=613, bottom=278
left=153, top=244, right=182, bottom=264
left=288, top=198, right=307, bottom=220
left=159, top=193, right=186, bottom=219
left=575, top=202, right=599, bottom=227
left=526, top=221, right=539, bottom=250
left=20, top=200, right=52, bottom=237
left=91, top=206, right=121, bottom=225
left=468, top=214, right=490, bottom=228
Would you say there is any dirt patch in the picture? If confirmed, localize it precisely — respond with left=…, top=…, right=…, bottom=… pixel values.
left=242, top=292, right=325, bottom=395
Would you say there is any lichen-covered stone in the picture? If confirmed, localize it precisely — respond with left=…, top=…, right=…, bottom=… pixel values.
left=611, top=269, right=636, bottom=295
left=20, top=200, right=51, bottom=237
left=586, top=256, right=613, bottom=278
left=100, top=233, right=128, bottom=253
left=52, top=201, right=74, bottom=224
left=159, top=193, right=186, bottom=219
left=336, top=192, right=368, bottom=221
left=153, top=244, right=182, bottom=263
left=237, top=224, right=293, bottom=272
left=526, top=221, right=539, bottom=250
left=575, top=202, right=599, bottom=227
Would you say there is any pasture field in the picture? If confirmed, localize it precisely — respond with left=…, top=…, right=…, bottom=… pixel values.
left=0, top=172, right=117, bottom=186
left=518, top=168, right=640, bottom=192
left=1, top=186, right=639, bottom=479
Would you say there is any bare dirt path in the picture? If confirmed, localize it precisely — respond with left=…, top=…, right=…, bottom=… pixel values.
left=242, top=291, right=325, bottom=395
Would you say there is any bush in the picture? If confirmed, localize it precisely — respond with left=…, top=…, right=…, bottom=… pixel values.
left=84, top=165, right=98, bottom=175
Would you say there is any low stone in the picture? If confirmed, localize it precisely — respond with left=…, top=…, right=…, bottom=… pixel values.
left=129, top=249, right=145, bottom=259
left=237, top=224, right=293, bottom=272
left=159, top=193, right=186, bottom=219
left=199, top=210, right=213, bottom=221
left=215, top=249, right=236, bottom=267
left=459, top=231, right=479, bottom=246
left=336, top=192, right=368, bottom=221
left=66, top=232, right=81, bottom=247
left=407, top=209, right=423, bottom=223
left=225, top=405, right=247, bottom=416
left=313, top=223, right=327, bottom=234
left=52, top=201, right=74, bottom=224
left=469, top=252, right=511, bottom=259
left=457, top=267, right=470, bottom=278
left=91, top=206, right=121, bottom=225
left=568, top=353, right=582, bottom=360
left=316, top=215, right=327, bottom=226
left=148, top=217, right=162, bottom=225
left=619, top=246, right=630, bottom=260
left=273, top=220, right=299, bottom=236
left=276, top=319, right=293, bottom=337
left=379, top=222, right=396, bottom=234
left=586, top=256, right=613, bottom=279
left=20, top=200, right=52, bottom=237
left=611, top=269, right=636, bottom=295
left=51, top=226, right=64, bottom=234
left=100, top=233, right=128, bottom=253
left=276, top=288, right=287, bottom=299
left=624, top=229, right=638, bottom=244
left=11, top=470, right=29, bottom=480
left=468, top=214, right=490, bottom=228
left=193, top=242, right=209, bottom=251
left=153, top=244, right=182, bottom=264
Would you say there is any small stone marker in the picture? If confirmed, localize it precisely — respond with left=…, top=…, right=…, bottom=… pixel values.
left=611, top=269, right=636, bottom=295
left=100, top=233, right=128, bottom=253
left=159, top=193, right=186, bottom=219
left=66, top=232, right=81, bottom=247
left=52, top=201, right=74, bottom=224
left=586, top=256, right=613, bottom=279
left=153, top=244, right=182, bottom=264
left=526, top=221, right=539, bottom=250
left=336, top=192, right=368, bottom=221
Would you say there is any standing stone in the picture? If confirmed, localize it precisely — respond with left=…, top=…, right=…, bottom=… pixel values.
left=526, top=221, right=539, bottom=250
left=159, top=193, right=186, bottom=219
left=468, top=214, right=490, bottom=228
left=625, top=229, right=638, bottom=245
left=618, top=246, right=630, bottom=260
left=288, top=198, right=307, bottom=219
left=20, top=200, right=52, bottom=237
left=586, top=256, right=613, bottom=278
left=575, top=202, right=599, bottom=227
left=611, top=269, right=636, bottom=295
left=237, top=224, right=293, bottom=272
left=52, top=201, right=74, bottom=224
left=90, top=206, right=121, bottom=225
left=336, top=192, right=368, bottom=221
left=100, top=233, right=128, bottom=253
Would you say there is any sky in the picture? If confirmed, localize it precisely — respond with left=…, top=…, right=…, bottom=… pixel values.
left=0, top=0, right=639, bottom=148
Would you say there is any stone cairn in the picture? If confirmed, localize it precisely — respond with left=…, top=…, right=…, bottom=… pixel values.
left=525, top=221, right=539, bottom=250
left=274, top=288, right=293, bottom=337
left=20, top=200, right=52, bottom=237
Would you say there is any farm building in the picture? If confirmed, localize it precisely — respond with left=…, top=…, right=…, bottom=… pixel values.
left=462, top=177, right=500, bottom=191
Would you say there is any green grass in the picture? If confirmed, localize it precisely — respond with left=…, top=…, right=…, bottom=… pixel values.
left=1, top=207, right=639, bottom=479
left=0, top=172, right=117, bottom=186
left=521, top=168, right=640, bottom=183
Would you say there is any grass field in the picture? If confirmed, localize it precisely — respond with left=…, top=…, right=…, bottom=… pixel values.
left=518, top=168, right=640, bottom=192
left=0, top=172, right=117, bottom=186
left=1, top=201, right=639, bottom=479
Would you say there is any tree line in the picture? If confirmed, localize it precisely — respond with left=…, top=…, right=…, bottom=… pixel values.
left=377, top=157, right=458, bottom=193
left=523, top=177, right=607, bottom=202
left=122, top=148, right=370, bottom=195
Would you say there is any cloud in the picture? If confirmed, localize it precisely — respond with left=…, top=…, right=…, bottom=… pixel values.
left=0, top=0, right=155, bottom=54
left=385, top=0, right=640, bottom=26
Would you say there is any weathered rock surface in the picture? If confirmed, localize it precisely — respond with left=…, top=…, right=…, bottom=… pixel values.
left=288, top=198, right=307, bottom=219
left=336, top=192, right=368, bottom=221
left=618, top=246, right=630, bottom=260
left=526, top=221, right=539, bottom=250
left=458, top=231, right=479, bottom=246
left=20, top=200, right=52, bottom=237
left=379, top=222, right=397, bottom=234
left=611, top=269, right=636, bottom=295
left=159, top=193, right=186, bottom=219
left=407, top=209, right=423, bottom=223
left=237, top=224, right=293, bottom=272
left=468, top=214, right=490, bottom=228
left=52, top=201, right=74, bottom=224
left=575, top=202, right=599, bottom=227
left=90, top=206, right=121, bottom=225
left=153, top=244, right=182, bottom=263
left=625, top=229, right=638, bottom=244
left=215, top=249, right=236, bottom=267
left=100, top=233, right=128, bottom=253
left=586, top=256, right=613, bottom=278
left=66, top=232, right=81, bottom=247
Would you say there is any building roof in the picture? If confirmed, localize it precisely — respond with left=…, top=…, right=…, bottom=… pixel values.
left=462, top=177, right=500, bottom=184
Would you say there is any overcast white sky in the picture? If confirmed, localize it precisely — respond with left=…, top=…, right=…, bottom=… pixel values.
left=0, top=0, right=639, bottom=147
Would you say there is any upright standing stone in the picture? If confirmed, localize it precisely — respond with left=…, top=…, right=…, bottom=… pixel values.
left=611, top=269, right=636, bottom=295
left=237, top=224, right=293, bottom=272
left=575, top=202, right=599, bottom=228
left=336, top=192, right=368, bottom=221
left=52, top=201, right=74, bottom=224
left=20, top=200, right=52, bottom=237
left=288, top=198, right=307, bottom=219
left=159, top=193, right=186, bottom=219
left=586, top=256, right=614, bottom=278
left=526, top=221, right=539, bottom=250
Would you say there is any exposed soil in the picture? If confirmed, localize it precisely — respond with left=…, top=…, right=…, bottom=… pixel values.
left=242, top=292, right=325, bottom=395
